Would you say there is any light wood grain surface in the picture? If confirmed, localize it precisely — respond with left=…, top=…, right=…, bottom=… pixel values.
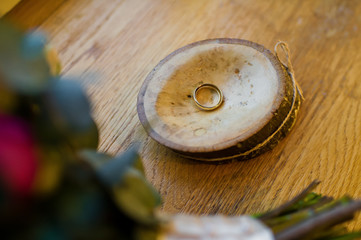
left=7, top=0, right=361, bottom=230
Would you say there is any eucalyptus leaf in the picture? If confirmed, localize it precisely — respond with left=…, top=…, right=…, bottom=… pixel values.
left=78, top=147, right=160, bottom=226
left=21, top=30, right=47, bottom=59
left=44, top=79, right=99, bottom=150
left=131, top=144, right=145, bottom=175
left=112, top=168, right=161, bottom=225
left=79, top=150, right=113, bottom=169
left=0, top=21, right=52, bottom=94
left=96, top=145, right=139, bottom=186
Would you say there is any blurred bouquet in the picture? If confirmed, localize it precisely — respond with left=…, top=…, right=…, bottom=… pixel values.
left=0, top=21, right=161, bottom=239
left=1, top=21, right=361, bottom=240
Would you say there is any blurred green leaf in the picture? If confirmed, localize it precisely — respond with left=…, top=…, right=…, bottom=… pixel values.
left=44, top=45, right=62, bottom=76
left=79, top=150, right=113, bottom=169
left=112, top=168, right=161, bottom=225
left=96, top=146, right=139, bottom=186
left=46, top=80, right=93, bottom=131
left=79, top=146, right=142, bottom=186
left=0, top=21, right=52, bottom=94
left=32, top=146, right=65, bottom=196
left=21, top=30, right=47, bottom=59
left=49, top=163, right=125, bottom=240
left=132, top=145, right=145, bottom=175
left=79, top=147, right=159, bottom=226
left=44, top=79, right=99, bottom=150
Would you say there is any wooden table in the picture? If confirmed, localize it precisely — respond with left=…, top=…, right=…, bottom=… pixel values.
left=7, top=0, right=361, bottom=230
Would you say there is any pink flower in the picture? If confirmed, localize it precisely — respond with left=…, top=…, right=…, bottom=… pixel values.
left=0, top=114, right=37, bottom=196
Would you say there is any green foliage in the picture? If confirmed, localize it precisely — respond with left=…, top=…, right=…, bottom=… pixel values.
left=80, top=147, right=162, bottom=226
left=0, top=20, right=161, bottom=240
left=0, top=22, right=52, bottom=94
left=113, top=168, right=161, bottom=225
left=256, top=183, right=361, bottom=240
left=2, top=19, right=359, bottom=240
left=43, top=79, right=99, bottom=150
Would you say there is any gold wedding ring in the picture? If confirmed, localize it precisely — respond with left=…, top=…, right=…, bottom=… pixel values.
left=193, top=83, right=223, bottom=111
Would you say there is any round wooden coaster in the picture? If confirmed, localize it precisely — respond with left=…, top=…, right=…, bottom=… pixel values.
left=137, top=39, right=302, bottom=161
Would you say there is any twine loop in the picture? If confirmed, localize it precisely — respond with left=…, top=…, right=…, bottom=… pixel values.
left=275, top=41, right=304, bottom=100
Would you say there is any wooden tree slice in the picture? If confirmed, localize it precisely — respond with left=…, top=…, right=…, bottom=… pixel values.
left=137, top=39, right=302, bottom=161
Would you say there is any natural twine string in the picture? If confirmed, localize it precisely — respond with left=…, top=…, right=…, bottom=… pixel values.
left=275, top=41, right=304, bottom=100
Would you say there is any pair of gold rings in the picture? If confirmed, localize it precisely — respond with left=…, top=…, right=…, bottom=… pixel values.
left=193, top=83, right=223, bottom=111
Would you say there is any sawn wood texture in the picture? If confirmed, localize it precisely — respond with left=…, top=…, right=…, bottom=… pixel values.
left=7, top=0, right=361, bottom=230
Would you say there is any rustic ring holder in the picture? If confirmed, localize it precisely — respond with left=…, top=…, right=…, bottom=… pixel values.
left=137, top=39, right=303, bottom=162
left=193, top=83, right=223, bottom=111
